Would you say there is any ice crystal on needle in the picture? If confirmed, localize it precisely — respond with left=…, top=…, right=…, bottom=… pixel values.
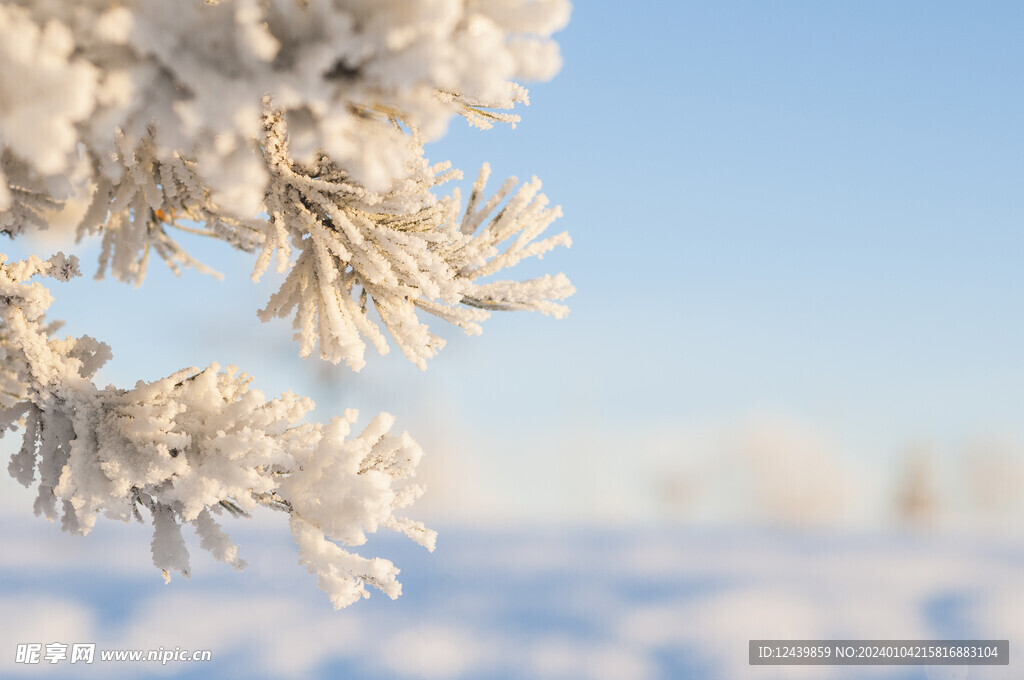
left=258, top=111, right=573, bottom=370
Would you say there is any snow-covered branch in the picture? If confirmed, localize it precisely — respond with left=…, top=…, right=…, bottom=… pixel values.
left=0, top=0, right=575, bottom=355
left=0, top=0, right=572, bottom=607
left=0, top=0, right=569, bottom=216
left=257, top=111, right=573, bottom=370
left=0, top=254, right=434, bottom=607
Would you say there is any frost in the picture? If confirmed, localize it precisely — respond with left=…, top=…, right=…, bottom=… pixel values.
left=1, top=0, right=570, bottom=207
left=0, top=0, right=574, bottom=363
left=0, top=5, right=97, bottom=175
left=0, top=0, right=572, bottom=608
left=0, top=255, right=433, bottom=604
left=257, top=115, right=573, bottom=370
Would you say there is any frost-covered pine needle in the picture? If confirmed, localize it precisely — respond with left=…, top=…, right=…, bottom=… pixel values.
left=0, top=0, right=572, bottom=608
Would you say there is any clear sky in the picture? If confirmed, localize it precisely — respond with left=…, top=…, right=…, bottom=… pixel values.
left=7, top=1, right=1024, bottom=528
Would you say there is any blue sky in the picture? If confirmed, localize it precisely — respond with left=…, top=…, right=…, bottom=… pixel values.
left=416, top=1, right=1024, bottom=524
left=8, top=1, right=1024, bottom=527
left=493, top=0, right=1024, bottom=436
left=430, top=1, right=1024, bottom=523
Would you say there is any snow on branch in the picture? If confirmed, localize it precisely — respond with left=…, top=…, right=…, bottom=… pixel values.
left=257, top=112, right=574, bottom=370
left=0, top=0, right=574, bottom=363
left=78, top=132, right=264, bottom=286
left=0, top=0, right=573, bottom=608
left=0, top=254, right=434, bottom=608
left=0, top=0, right=569, bottom=221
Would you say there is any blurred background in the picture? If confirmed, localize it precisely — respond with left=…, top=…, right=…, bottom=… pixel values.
left=4, top=1, right=1024, bottom=678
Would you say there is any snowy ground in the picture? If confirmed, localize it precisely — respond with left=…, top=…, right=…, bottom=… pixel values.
left=0, top=512, right=1022, bottom=680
